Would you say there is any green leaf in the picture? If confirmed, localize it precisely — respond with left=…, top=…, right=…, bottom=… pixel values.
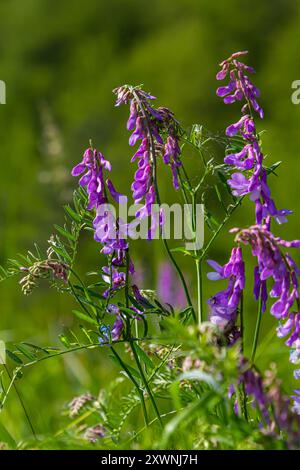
left=64, top=205, right=82, bottom=223
left=119, top=306, right=138, bottom=317
left=178, top=370, right=219, bottom=390
left=109, top=355, right=140, bottom=381
left=22, top=343, right=50, bottom=355
left=265, top=161, right=282, bottom=176
left=72, top=310, right=98, bottom=326
left=134, top=343, right=154, bottom=370
left=50, top=244, right=72, bottom=263
left=58, top=334, right=71, bottom=348
left=54, top=225, right=76, bottom=243
left=15, top=344, right=36, bottom=361
left=79, top=326, right=93, bottom=343
left=0, top=422, right=17, bottom=449
left=5, top=349, right=23, bottom=365
left=170, top=247, right=195, bottom=257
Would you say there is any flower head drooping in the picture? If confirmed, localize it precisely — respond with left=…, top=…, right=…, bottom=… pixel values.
left=217, top=52, right=291, bottom=225
left=113, top=85, right=182, bottom=238
left=207, top=247, right=245, bottom=343
left=231, top=224, right=300, bottom=376
left=217, top=51, right=263, bottom=117
left=68, top=393, right=96, bottom=418
left=71, top=147, right=112, bottom=210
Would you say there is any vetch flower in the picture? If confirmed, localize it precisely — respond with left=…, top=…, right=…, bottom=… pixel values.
left=217, top=52, right=291, bottom=225
left=207, top=247, right=245, bottom=341
left=232, top=224, right=300, bottom=380
left=113, top=85, right=183, bottom=239
left=72, top=144, right=134, bottom=300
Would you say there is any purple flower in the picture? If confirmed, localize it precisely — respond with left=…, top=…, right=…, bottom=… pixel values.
left=207, top=247, right=245, bottom=337
left=216, top=52, right=262, bottom=117
left=99, top=306, right=124, bottom=344
left=163, top=133, right=182, bottom=190
left=232, top=224, right=300, bottom=377
left=113, top=84, right=184, bottom=232
left=239, top=361, right=270, bottom=424
left=71, top=148, right=112, bottom=210
left=217, top=52, right=291, bottom=225
left=111, top=315, right=124, bottom=341
left=102, top=266, right=126, bottom=298
left=157, top=261, right=186, bottom=309
left=72, top=144, right=135, bottom=300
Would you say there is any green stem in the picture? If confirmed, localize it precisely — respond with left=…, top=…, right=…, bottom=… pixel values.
left=240, top=291, right=244, bottom=354
left=111, top=346, right=149, bottom=427
left=4, top=365, right=37, bottom=440
left=251, top=291, right=263, bottom=364
left=125, top=250, right=130, bottom=309
left=68, top=266, right=98, bottom=318
left=239, top=292, right=248, bottom=421
left=68, top=280, right=93, bottom=318
left=162, top=238, right=195, bottom=320
left=200, top=198, right=242, bottom=261
left=196, top=259, right=203, bottom=326
left=130, top=341, right=162, bottom=427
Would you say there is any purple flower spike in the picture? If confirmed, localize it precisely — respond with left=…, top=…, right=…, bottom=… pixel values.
left=233, top=224, right=300, bottom=377
left=217, top=52, right=291, bottom=225
left=207, top=247, right=245, bottom=342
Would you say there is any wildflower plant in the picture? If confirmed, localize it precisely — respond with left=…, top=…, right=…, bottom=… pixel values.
left=1, top=51, right=300, bottom=450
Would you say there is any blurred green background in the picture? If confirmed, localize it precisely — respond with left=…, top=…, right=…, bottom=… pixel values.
left=1, top=0, right=300, bottom=441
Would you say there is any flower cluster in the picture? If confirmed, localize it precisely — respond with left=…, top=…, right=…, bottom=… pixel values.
left=113, top=85, right=182, bottom=239
left=239, top=360, right=270, bottom=424
left=71, top=146, right=133, bottom=303
left=207, top=247, right=245, bottom=342
left=232, top=224, right=300, bottom=376
left=208, top=51, right=300, bottom=415
left=217, top=51, right=291, bottom=225
left=19, top=260, right=68, bottom=295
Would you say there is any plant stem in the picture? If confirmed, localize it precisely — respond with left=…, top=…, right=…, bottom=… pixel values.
left=251, top=291, right=263, bottom=364
left=240, top=291, right=244, bottom=354
left=4, top=365, right=37, bottom=440
left=177, top=167, right=202, bottom=324
left=196, top=259, right=203, bottom=326
left=130, top=341, right=162, bottom=427
left=110, top=346, right=149, bottom=427
left=125, top=250, right=130, bottom=309
left=200, top=199, right=242, bottom=262
left=162, top=238, right=195, bottom=320
left=239, top=292, right=248, bottom=421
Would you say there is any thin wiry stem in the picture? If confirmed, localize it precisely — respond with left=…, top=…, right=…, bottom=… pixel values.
left=3, top=365, right=37, bottom=440
left=196, top=259, right=203, bottom=326
left=111, top=346, right=149, bottom=427
left=239, top=292, right=248, bottom=421
left=251, top=289, right=263, bottom=364
left=130, top=340, right=162, bottom=427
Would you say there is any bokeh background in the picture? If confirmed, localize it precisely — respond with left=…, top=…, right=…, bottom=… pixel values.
left=1, top=0, right=300, bottom=441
